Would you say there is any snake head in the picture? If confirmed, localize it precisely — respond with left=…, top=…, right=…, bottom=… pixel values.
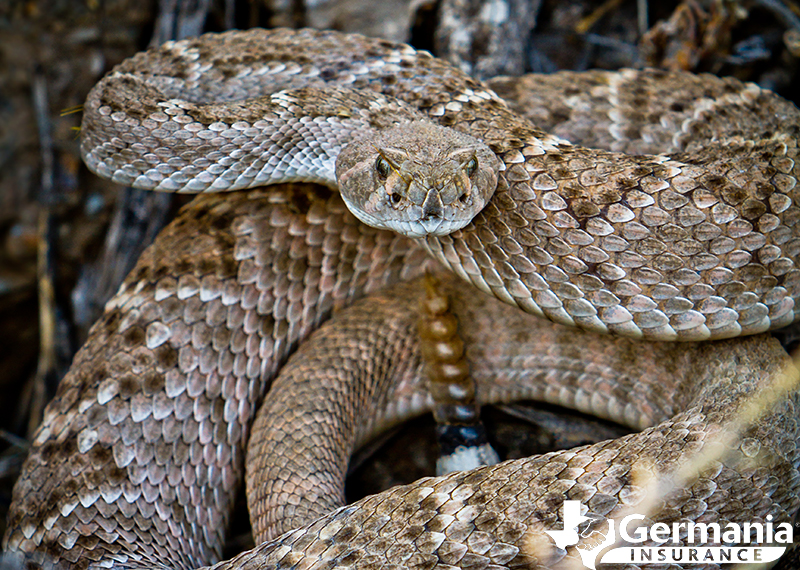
left=335, top=121, right=500, bottom=237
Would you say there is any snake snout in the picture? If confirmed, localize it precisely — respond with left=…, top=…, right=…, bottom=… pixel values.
left=421, top=188, right=443, bottom=220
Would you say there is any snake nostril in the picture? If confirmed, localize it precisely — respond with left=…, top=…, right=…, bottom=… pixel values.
left=391, top=193, right=402, bottom=205
left=458, top=192, right=468, bottom=204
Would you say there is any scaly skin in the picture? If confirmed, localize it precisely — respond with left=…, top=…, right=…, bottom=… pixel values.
left=4, top=186, right=799, bottom=570
left=5, top=27, right=800, bottom=570
left=3, top=186, right=433, bottom=569
left=78, top=28, right=800, bottom=341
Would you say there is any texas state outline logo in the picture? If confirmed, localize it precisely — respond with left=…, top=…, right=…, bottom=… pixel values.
left=543, top=500, right=792, bottom=569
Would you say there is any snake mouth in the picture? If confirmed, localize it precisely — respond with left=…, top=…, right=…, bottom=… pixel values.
left=417, top=190, right=445, bottom=234
left=418, top=217, right=444, bottom=235
left=392, top=217, right=465, bottom=237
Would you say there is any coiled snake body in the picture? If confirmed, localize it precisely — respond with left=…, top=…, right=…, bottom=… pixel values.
left=4, top=27, right=800, bottom=569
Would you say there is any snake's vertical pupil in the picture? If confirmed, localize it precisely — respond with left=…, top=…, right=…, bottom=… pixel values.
left=376, top=156, right=391, bottom=179
left=465, top=157, right=478, bottom=177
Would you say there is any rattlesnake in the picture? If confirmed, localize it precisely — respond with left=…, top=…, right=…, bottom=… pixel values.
left=4, top=27, right=800, bottom=569
left=78, top=27, right=800, bottom=341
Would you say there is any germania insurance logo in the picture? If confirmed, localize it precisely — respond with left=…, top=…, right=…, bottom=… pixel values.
left=543, top=500, right=793, bottom=569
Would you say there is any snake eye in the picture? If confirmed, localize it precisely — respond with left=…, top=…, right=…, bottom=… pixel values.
left=465, top=157, right=478, bottom=177
left=376, top=156, right=391, bottom=179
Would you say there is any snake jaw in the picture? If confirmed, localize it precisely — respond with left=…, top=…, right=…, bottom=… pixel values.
left=336, top=121, right=500, bottom=237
